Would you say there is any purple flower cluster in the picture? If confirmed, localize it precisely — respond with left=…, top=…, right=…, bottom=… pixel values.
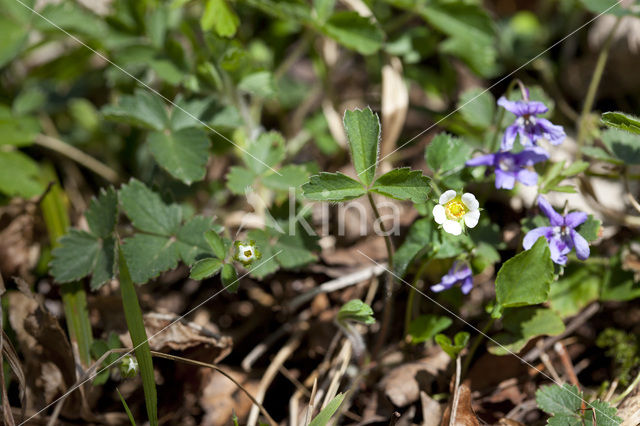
left=466, top=86, right=566, bottom=190
left=523, top=196, right=590, bottom=265
left=431, top=261, right=473, bottom=294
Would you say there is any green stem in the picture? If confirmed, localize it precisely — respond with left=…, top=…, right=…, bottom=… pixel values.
left=403, top=259, right=430, bottom=337
left=576, top=16, right=622, bottom=155
left=367, top=192, right=395, bottom=357
left=612, top=369, right=640, bottom=404
left=460, top=317, right=495, bottom=378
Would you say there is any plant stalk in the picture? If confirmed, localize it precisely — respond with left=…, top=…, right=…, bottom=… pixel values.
left=367, top=192, right=395, bottom=357
left=576, top=16, right=623, bottom=155
left=460, top=317, right=495, bottom=378
left=403, top=259, right=430, bottom=337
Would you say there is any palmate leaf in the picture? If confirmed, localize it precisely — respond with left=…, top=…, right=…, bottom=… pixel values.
left=50, top=187, right=118, bottom=289
left=370, top=168, right=431, bottom=203
left=302, top=172, right=366, bottom=201
left=147, top=127, right=211, bottom=185
left=343, top=107, right=380, bottom=186
left=119, top=180, right=214, bottom=283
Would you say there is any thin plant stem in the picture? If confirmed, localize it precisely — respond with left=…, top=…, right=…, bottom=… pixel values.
left=461, top=317, right=496, bottom=378
left=367, top=192, right=395, bottom=357
left=403, top=258, right=430, bottom=337
left=612, top=368, right=640, bottom=405
left=576, top=16, right=623, bottom=155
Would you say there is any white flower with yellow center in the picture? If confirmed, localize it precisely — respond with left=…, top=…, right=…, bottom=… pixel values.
left=432, top=190, right=480, bottom=236
left=233, top=240, right=261, bottom=266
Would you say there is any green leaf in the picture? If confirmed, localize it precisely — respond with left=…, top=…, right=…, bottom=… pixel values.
left=601, top=128, right=640, bottom=164
left=536, top=384, right=582, bottom=417
left=121, top=234, right=180, bottom=284
left=337, top=299, right=375, bottom=325
left=243, top=131, right=285, bottom=175
left=116, top=388, right=137, bottom=426
left=118, top=248, right=158, bottom=426
left=425, top=133, right=472, bottom=174
left=457, top=87, right=495, bottom=128
left=102, top=90, right=169, bottom=131
left=262, top=165, right=309, bottom=191
left=302, top=172, right=366, bottom=201
left=147, top=128, right=210, bottom=185
left=370, top=168, right=431, bottom=203
left=495, top=238, right=554, bottom=308
left=0, top=150, right=44, bottom=197
left=238, top=71, right=275, bottom=98
left=550, top=265, right=599, bottom=318
left=86, top=187, right=118, bottom=238
left=309, top=393, right=345, bottom=426
left=0, top=1, right=31, bottom=67
left=221, top=263, right=239, bottom=292
left=174, top=216, right=215, bottom=265
left=226, top=166, right=256, bottom=195
left=408, top=315, right=452, bottom=344
left=561, top=161, right=589, bottom=177
left=490, top=307, right=565, bottom=354
left=581, top=0, right=633, bottom=17
left=602, top=111, right=640, bottom=134
left=275, top=232, right=318, bottom=269
left=0, top=106, right=40, bottom=146
left=201, top=0, right=239, bottom=37
left=189, top=258, right=223, bottom=280
left=343, top=107, right=381, bottom=186
left=119, top=179, right=182, bottom=235
left=313, top=0, right=335, bottom=23
left=578, top=215, right=600, bottom=242
left=471, top=242, right=500, bottom=273
left=601, top=254, right=640, bottom=302
left=435, top=331, right=469, bottom=359
left=586, top=400, right=622, bottom=426
left=322, top=11, right=384, bottom=55
left=204, top=230, right=227, bottom=259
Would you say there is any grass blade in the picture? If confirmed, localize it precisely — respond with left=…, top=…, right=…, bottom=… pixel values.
left=116, top=388, right=137, bottom=426
left=309, top=393, right=345, bottom=426
left=117, top=247, right=158, bottom=426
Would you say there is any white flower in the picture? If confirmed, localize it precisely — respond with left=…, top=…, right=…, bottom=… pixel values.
left=432, top=190, right=480, bottom=236
left=233, top=240, right=261, bottom=266
left=120, top=355, right=139, bottom=378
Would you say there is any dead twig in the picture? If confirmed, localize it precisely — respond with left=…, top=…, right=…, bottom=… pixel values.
left=449, top=356, right=462, bottom=426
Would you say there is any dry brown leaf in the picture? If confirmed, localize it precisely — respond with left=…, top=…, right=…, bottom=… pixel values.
left=420, top=391, right=443, bottom=426
left=119, top=312, right=232, bottom=364
left=381, top=350, right=450, bottom=407
left=0, top=201, right=39, bottom=279
left=440, top=384, right=480, bottom=426
left=7, top=288, right=85, bottom=419
left=381, top=57, right=409, bottom=160
left=199, top=367, right=260, bottom=426
left=497, top=419, right=526, bottom=426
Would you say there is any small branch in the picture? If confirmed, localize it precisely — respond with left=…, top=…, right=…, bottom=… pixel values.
left=34, top=134, right=119, bottom=183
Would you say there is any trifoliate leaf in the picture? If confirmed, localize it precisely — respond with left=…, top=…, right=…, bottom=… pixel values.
left=204, top=230, right=227, bottom=259
left=343, top=107, right=380, bottom=186
left=490, top=307, right=564, bottom=354
left=189, top=257, right=223, bottom=280
left=457, top=87, right=495, bottom=128
left=370, top=168, right=431, bottom=203
left=0, top=150, right=44, bottom=197
left=147, top=127, right=211, bottom=185
left=221, top=263, right=239, bottom=292
left=201, top=0, right=239, bottom=38
left=426, top=133, right=472, bottom=174
left=337, top=299, right=375, bottom=325
left=226, top=166, right=256, bottom=195
left=495, top=237, right=553, bottom=308
left=121, top=234, right=180, bottom=284
left=85, top=187, right=118, bottom=238
left=302, top=172, right=366, bottom=201
left=242, top=131, right=285, bottom=175
left=408, top=315, right=452, bottom=344
left=322, top=11, right=384, bottom=55
left=101, top=89, right=169, bottom=131
left=119, top=179, right=182, bottom=235
left=262, top=165, right=309, bottom=191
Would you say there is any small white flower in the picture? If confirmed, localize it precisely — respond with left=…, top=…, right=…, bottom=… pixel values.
left=120, top=355, right=139, bottom=378
left=233, top=240, right=261, bottom=266
left=432, top=190, right=480, bottom=236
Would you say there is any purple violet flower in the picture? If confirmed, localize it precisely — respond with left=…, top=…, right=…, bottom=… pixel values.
left=466, top=146, right=549, bottom=190
left=498, top=97, right=566, bottom=151
left=523, top=196, right=590, bottom=265
left=431, top=261, right=473, bottom=294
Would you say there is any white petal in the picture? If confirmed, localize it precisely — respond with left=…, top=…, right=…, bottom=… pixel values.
left=433, top=204, right=446, bottom=224
left=442, top=220, right=462, bottom=235
left=461, top=193, right=479, bottom=211
left=464, top=210, right=480, bottom=228
left=439, top=190, right=457, bottom=205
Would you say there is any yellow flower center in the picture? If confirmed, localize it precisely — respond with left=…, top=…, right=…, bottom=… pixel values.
left=445, top=198, right=467, bottom=220
left=244, top=250, right=253, bottom=257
